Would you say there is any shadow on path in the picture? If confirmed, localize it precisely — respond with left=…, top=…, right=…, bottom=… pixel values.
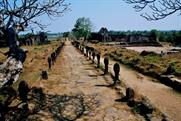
left=0, top=87, right=86, bottom=121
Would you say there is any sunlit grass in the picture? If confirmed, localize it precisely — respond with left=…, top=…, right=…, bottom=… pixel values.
left=89, top=43, right=181, bottom=78
left=0, top=47, right=8, bottom=62
left=0, top=41, right=61, bottom=90
left=144, top=54, right=161, bottom=64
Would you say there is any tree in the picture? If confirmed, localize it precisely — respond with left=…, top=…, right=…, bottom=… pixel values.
left=63, top=31, right=70, bottom=37
left=0, top=0, right=69, bottom=48
left=175, top=31, right=181, bottom=45
left=124, top=0, right=181, bottom=20
left=0, top=0, right=69, bottom=30
left=150, top=29, right=159, bottom=41
left=72, top=17, right=92, bottom=40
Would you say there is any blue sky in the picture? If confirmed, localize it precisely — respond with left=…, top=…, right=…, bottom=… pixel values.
left=41, top=0, right=181, bottom=33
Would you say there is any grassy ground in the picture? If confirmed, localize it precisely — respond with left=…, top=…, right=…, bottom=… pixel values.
left=0, top=40, right=62, bottom=90
left=0, top=40, right=64, bottom=108
left=0, top=47, right=9, bottom=62
left=88, top=43, right=181, bottom=78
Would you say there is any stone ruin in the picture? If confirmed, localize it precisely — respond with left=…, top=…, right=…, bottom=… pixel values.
left=41, top=71, right=48, bottom=80
left=113, top=63, right=120, bottom=85
left=96, top=53, right=100, bottom=68
left=47, top=42, right=64, bottom=70
left=104, top=57, right=109, bottom=74
left=48, top=56, right=52, bottom=69
left=118, top=87, right=154, bottom=120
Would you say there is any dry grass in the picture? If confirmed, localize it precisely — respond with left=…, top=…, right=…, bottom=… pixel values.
left=88, top=43, right=181, bottom=78
left=0, top=41, right=61, bottom=90
left=0, top=47, right=9, bottom=62
left=16, top=41, right=61, bottom=88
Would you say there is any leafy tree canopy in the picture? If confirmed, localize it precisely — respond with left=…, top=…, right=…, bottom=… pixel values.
left=72, top=17, right=93, bottom=40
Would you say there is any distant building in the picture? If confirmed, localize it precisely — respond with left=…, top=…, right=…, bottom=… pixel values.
left=110, top=34, right=127, bottom=42
left=128, top=33, right=156, bottom=44
left=89, top=31, right=158, bottom=46
left=99, top=27, right=111, bottom=42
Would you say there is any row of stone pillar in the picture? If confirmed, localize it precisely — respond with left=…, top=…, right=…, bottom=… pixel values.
left=73, top=41, right=121, bottom=85
left=47, top=42, right=64, bottom=70
left=41, top=42, right=65, bottom=80
left=72, top=41, right=162, bottom=120
left=0, top=42, right=65, bottom=117
left=24, top=42, right=65, bottom=101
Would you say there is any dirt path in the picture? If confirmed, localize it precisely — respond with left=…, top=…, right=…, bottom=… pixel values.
left=126, top=46, right=181, bottom=54
left=32, top=41, right=141, bottom=121
left=99, top=57, right=181, bottom=121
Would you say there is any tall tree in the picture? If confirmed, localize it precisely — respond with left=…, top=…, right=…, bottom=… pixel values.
left=150, top=29, right=159, bottom=41
left=72, top=17, right=92, bottom=40
left=124, top=0, right=181, bottom=20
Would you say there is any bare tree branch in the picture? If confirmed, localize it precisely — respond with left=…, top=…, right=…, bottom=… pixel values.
left=0, top=0, right=70, bottom=30
left=124, top=0, right=181, bottom=20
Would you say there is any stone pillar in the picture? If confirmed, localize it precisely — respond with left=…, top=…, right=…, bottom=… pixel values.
left=104, top=57, right=109, bottom=74
left=83, top=47, right=86, bottom=56
left=18, top=81, right=30, bottom=103
left=41, top=71, right=48, bottom=80
left=92, top=51, right=95, bottom=63
left=97, top=53, right=100, bottom=68
left=89, top=51, right=91, bottom=60
left=113, top=63, right=120, bottom=85
left=48, top=57, right=52, bottom=70
left=86, top=48, right=89, bottom=57
left=126, top=87, right=135, bottom=101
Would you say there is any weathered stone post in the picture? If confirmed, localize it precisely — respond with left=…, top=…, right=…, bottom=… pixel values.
left=104, top=57, right=109, bottom=74
left=48, top=56, right=52, bottom=70
left=51, top=52, right=56, bottom=65
left=80, top=45, right=82, bottom=52
left=166, top=64, right=175, bottom=74
left=81, top=46, right=84, bottom=53
left=86, top=47, right=89, bottom=57
left=41, top=71, right=48, bottom=80
left=126, top=87, right=135, bottom=101
left=113, top=63, right=120, bottom=85
left=83, top=47, right=86, bottom=56
left=97, top=53, right=100, bottom=68
left=88, top=51, right=92, bottom=60
left=92, top=51, right=95, bottom=63
left=18, top=81, right=30, bottom=103
left=79, top=45, right=82, bottom=51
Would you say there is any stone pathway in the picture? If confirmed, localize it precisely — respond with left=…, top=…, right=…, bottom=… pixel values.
left=32, top=41, right=142, bottom=121
left=99, top=56, right=181, bottom=121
